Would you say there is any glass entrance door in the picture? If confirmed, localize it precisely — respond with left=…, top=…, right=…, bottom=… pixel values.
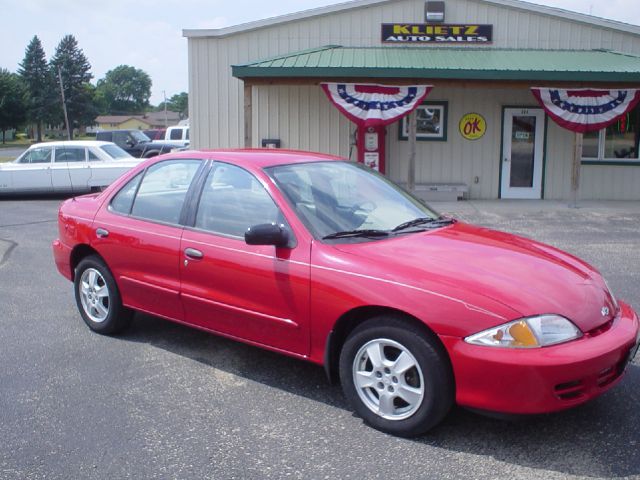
left=501, top=108, right=545, bottom=199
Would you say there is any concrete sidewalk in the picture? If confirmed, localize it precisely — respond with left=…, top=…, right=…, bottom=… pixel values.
left=431, top=199, right=640, bottom=221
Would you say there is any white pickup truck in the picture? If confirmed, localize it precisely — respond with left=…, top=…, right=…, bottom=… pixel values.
left=152, top=125, right=189, bottom=147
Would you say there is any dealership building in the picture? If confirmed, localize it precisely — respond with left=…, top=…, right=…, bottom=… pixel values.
left=183, top=0, right=640, bottom=200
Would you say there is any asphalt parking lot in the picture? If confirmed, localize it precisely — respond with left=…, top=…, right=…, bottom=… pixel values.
left=1, top=196, right=639, bottom=480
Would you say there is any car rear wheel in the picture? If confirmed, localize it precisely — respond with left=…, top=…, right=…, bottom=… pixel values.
left=74, top=255, right=132, bottom=334
left=339, top=316, right=454, bottom=437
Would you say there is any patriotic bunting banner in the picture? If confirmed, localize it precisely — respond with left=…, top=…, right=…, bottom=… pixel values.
left=531, top=88, right=640, bottom=133
left=321, top=83, right=432, bottom=127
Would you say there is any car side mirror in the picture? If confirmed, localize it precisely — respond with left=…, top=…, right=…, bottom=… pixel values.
left=245, top=223, right=291, bottom=248
left=126, top=139, right=135, bottom=147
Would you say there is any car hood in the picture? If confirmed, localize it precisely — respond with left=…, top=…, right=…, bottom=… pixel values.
left=332, top=222, right=616, bottom=333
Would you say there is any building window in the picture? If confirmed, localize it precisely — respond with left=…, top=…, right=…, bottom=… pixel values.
left=582, top=107, right=639, bottom=164
left=399, top=102, right=448, bottom=141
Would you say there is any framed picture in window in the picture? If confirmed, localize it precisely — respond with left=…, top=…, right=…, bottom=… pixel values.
left=399, top=101, right=448, bottom=141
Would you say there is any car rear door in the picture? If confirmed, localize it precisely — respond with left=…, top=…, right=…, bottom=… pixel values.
left=51, top=145, right=91, bottom=191
left=179, top=162, right=311, bottom=356
left=86, top=148, right=135, bottom=189
left=92, top=158, right=204, bottom=321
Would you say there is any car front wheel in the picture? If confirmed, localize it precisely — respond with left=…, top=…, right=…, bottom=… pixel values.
left=339, top=316, right=454, bottom=437
left=74, top=255, right=132, bottom=334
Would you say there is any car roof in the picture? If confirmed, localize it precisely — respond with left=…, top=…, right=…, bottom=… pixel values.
left=28, top=141, right=115, bottom=148
left=175, top=149, right=344, bottom=168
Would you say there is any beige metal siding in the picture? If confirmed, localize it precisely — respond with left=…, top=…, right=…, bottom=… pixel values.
left=449, top=1, right=640, bottom=53
left=253, top=85, right=353, bottom=156
left=386, top=86, right=535, bottom=199
left=187, top=0, right=640, bottom=199
left=580, top=166, right=640, bottom=200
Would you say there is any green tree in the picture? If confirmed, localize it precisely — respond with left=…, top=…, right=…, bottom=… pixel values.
left=0, top=69, right=28, bottom=144
left=96, top=65, right=152, bottom=114
left=18, top=36, right=56, bottom=142
left=50, top=34, right=94, bottom=138
left=156, top=92, right=188, bottom=119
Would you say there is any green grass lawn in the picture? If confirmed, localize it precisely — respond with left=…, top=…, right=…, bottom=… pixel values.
left=0, top=138, right=31, bottom=149
left=0, top=157, right=13, bottom=163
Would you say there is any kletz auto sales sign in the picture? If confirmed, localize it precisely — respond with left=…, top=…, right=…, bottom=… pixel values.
left=381, top=24, right=493, bottom=43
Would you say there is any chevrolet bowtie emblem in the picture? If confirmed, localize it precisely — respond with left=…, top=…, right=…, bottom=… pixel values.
left=601, top=306, right=610, bottom=317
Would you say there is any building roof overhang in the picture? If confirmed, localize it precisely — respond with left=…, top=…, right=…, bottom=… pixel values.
left=183, top=0, right=640, bottom=39
left=231, top=46, right=640, bottom=84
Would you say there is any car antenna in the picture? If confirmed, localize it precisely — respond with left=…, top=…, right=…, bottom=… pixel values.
left=61, top=145, right=77, bottom=199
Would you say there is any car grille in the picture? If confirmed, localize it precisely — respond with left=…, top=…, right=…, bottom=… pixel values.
left=553, top=355, right=627, bottom=401
left=586, top=318, right=614, bottom=338
left=554, top=380, right=584, bottom=401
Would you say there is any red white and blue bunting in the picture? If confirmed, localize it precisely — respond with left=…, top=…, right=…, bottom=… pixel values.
left=320, top=83, right=432, bottom=127
left=531, top=88, right=640, bottom=133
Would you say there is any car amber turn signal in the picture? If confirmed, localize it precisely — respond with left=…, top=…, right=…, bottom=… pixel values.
left=465, top=315, right=582, bottom=348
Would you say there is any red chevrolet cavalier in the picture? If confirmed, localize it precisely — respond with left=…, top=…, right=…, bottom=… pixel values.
left=53, top=150, right=639, bottom=436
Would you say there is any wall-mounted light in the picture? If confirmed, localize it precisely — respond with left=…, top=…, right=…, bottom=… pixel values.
left=261, top=138, right=281, bottom=148
left=425, top=1, right=445, bottom=23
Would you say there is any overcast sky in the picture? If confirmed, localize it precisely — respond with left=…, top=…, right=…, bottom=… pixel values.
left=1, top=0, right=639, bottom=105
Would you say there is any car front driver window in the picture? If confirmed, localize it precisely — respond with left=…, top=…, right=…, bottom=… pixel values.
left=195, top=163, right=284, bottom=238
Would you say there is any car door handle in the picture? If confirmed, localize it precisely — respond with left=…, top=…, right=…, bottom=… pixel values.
left=96, top=228, right=109, bottom=238
left=184, top=248, right=203, bottom=259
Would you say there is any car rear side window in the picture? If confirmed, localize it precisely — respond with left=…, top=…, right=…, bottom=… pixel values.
left=129, top=160, right=201, bottom=225
left=110, top=172, right=143, bottom=215
left=194, top=163, right=284, bottom=238
left=100, top=144, right=130, bottom=159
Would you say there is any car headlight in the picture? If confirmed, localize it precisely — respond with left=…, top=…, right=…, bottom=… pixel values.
left=464, top=315, right=582, bottom=348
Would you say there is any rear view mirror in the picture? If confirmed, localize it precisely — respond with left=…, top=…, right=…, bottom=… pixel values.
left=245, top=223, right=291, bottom=248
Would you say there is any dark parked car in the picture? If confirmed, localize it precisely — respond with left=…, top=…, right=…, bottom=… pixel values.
left=143, top=129, right=166, bottom=141
left=96, top=130, right=178, bottom=158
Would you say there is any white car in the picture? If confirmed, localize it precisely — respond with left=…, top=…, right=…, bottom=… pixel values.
left=0, top=141, right=143, bottom=194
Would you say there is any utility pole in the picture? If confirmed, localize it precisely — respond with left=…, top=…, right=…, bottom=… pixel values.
left=57, top=66, right=71, bottom=140
left=163, top=90, right=168, bottom=127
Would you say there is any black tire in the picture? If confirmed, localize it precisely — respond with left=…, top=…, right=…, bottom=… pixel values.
left=339, top=316, right=454, bottom=437
left=74, top=255, right=132, bottom=334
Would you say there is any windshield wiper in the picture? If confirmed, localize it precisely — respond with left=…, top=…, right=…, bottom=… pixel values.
left=392, top=216, right=456, bottom=232
left=322, top=229, right=390, bottom=240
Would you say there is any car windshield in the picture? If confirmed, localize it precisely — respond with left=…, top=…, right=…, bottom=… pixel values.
left=131, top=130, right=151, bottom=142
left=267, top=161, right=439, bottom=241
left=100, top=144, right=132, bottom=160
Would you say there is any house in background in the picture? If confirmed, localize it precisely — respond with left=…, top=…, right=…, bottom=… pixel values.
left=91, top=111, right=182, bottom=132
left=93, top=116, right=152, bottom=132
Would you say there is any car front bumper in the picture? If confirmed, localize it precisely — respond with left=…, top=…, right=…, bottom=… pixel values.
left=440, top=301, right=640, bottom=414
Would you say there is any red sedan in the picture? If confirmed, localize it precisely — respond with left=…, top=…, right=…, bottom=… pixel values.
left=52, top=150, right=640, bottom=437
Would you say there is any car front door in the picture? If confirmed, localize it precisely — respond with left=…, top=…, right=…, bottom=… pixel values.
left=92, top=158, right=204, bottom=321
left=179, top=162, right=311, bottom=356
left=10, top=146, right=54, bottom=192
